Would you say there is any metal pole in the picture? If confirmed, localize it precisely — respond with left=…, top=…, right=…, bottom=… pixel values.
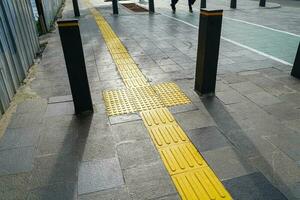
left=112, top=0, right=118, bottom=15
left=230, top=0, right=237, bottom=9
left=35, top=0, right=47, bottom=33
left=149, top=0, right=155, bottom=13
left=194, top=9, right=223, bottom=95
left=291, top=42, right=300, bottom=79
left=72, top=0, right=80, bottom=17
left=259, top=0, right=266, bottom=7
left=57, top=19, right=93, bottom=115
left=201, top=0, right=206, bottom=8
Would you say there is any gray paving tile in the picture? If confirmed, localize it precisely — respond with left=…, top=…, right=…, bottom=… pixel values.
left=174, top=110, right=216, bottom=131
left=116, top=139, right=159, bottom=169
left=0, top=128, right=40, bottom=151
left=45, top=102, right=74, bottom=117
left=169, top=103, right=198, bottom=114
left=124, top=161, right=176, bottom=200
left=202, top=146, right=256, bottom=181
left=246, top=91, right=282, bottom=106
left=263, top=102, right=300, bottom=121
left=8, top=112, right=43, bottom=129
left=160, top=64, right=182, bottom=72
left=187, top=126, right=230, bottom=152
left=37, top=133, right=77, bottom=156
left=0, top=173, right=30, bottom=200
left=27, top=182, right=77, bottom=200
left=109, top=113, right=141, bottom=125
left=265, top=130, right=300, bottom=162
left=0, top=147, right=35, bottom=175
left=16, top=99, right=47, bottom=114
left=29, top=154, right=78, bottom=189
left=78, top=157, right=124, bottom=195
left=81, top=135, right=116, bottom=162
left=111, top=120, right=149, bottom=143
left=78, top=186, right=131, bottom=200
left=230, top=81, right=263, bottom=94
left=217, top=90, right=247, bottom=105
left=223, top=172, right=287, bottom=200
left=48, top=95, right=73, bottom=104
left=283, top=119, right=300, bottom=133
left=156, top=194, right=181, bottom=200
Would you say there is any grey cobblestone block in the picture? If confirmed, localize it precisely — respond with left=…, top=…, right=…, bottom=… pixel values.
left=124, top=161, right=177, bottom=200
left=187, top=126, right=230, bottom=152
left=78, top=157, right=124, bottom=195
left=203, top=146, right=256, bottom=181
left=116, top=139, right=159, bottom=170
left=27, top=182, right=77, bottom=200
left=78, top=186, right=131, bottom=200
left=223, top=172, right=287, bottom=200
left=0, top=128, right=40, bottom=151
left=0, top=147, right=35, bottom=175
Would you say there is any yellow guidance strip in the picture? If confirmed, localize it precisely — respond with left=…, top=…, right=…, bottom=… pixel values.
left=87, top=3, right=232, bottom=199
left=141, top=108, right=232, bottom=200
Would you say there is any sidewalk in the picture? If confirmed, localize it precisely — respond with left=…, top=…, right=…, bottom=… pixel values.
left=0, top=0, right=299, bottom=199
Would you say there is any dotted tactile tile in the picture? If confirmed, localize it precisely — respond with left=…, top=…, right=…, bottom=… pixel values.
left=103, top=89, right=135, bottom=116
left=130, top=87, right=164, bottom=111
left=153, top=82, right=191, bottom=107
left=103, top=87, right=164, bottom=116
left=172, top=167, right=232, bottom=200
left=159, top=143, right=207, bottom=175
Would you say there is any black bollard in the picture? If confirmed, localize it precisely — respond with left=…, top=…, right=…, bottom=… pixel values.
left=112, top=0, right=118, bottom=14
left=259, top=0, right=266, bottom=7
left=291, top=42, right=300, bottom=79
left=149, top=0, right=155, bottom=13
left=72, top=0, right=80, bottom=17
left=194, top=9, right=223, bottom=95
left=201, top=0, right=206, bottom=8
left=230, top=0, right=237, bottom=8
left=57, top=19, right=93, bottom=115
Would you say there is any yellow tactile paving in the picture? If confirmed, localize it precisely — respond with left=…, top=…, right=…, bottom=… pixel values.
left=87, top=2, right=232, bottom=199
left=140, top=108, right=175, bottom=127
left=103, top=89, right=136, bottom=116
left=123, top=77, right=149, bottom=88
left=147, top=124, right=189, bottom=148
left=172, top=167, right=232, bottom=200
left=159, top=143, right=207, bottom=175
left=153, top=82, right=191, bottom=107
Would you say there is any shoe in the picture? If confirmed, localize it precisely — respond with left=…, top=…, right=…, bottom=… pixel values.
left=170, top=4, right=176, bottom=13
left=189, top=5, right=193, bottom=13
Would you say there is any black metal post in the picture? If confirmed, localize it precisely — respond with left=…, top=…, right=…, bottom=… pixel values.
left=149, top=0, right=155, bottom=13
left=194, top=9, right=223, bottom=95
left=230, top=0, right=237, bottom=8
left=57, top=19, right=93, bottom=115
left=291, top=42, right=300, bottom=79
left=259, top=0, right=266, bottom=7
left=201, top=0, right=206, bottom=8
left=72, top=0, right=80, bottom=17
left=35, top=0, right=47, bottom=33
left=112, top=0, right=118, bottom=15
